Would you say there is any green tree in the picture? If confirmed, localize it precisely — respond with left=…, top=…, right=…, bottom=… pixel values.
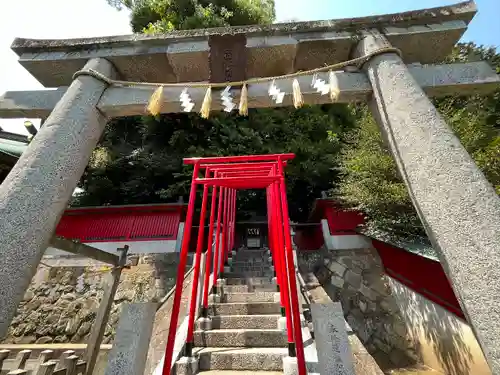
left=75, top=0, right=356, bottom=220
left=335, top=43, right=500, bottom=241
left=107, top=0, right=274, bottom=33
left=75, top=105, right=354, bottom=221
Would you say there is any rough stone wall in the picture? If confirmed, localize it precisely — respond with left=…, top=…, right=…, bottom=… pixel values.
left=298, top=248, right=419, bottom=370
left=2, top=253, right=187, bottom=345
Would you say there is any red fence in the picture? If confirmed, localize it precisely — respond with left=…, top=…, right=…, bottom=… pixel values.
left=293, top=225, right=324, bottom=251
left=372, top=239, right=465, bottom=320
left=309, top=199, right=365, bottom=235
left=55, top=204, right=184, bottom=243
left=306, top=198, right=465, bottom=319
left=325, top=205, right=364, bottom=234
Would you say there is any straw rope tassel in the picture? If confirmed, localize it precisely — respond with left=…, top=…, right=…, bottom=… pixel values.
left=200, top=86, right=212, bottom=119
left=292, top=79, right=304, bottom=108
left=329, top=71, right=340, bottom=102
left=239, top=83, right=248, bottom=116
left=147, top=85, right=164, bottom=116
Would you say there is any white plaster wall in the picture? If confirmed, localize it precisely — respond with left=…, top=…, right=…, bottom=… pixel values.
left=330, top=235, right=371, bottom=250
left=388, top=277, right=492, bottom=375
left=321, top=219, right=371, bottom=250
left=321, top=219, right=334, bottom=249
left=46, top=239, right=177, bottom=256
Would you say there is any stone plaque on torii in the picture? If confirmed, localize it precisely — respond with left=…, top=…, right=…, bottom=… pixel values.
left=0, top=0, right=500, bottom=373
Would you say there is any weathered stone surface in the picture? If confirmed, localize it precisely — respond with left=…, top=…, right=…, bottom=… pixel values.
left=53, top=335, right=67, bottom=343
left=62, top=293, right=76, bottom=301
left=194, top=329, right=287, bottom=347
left=25, top=298, right=42, bottom=312
left=0, top=58, right=118, bottom=338
left=3, top=253, right=178, bottom=345
left=331, top=275, right=345, bottom=288
left=328, top=261, right=347, bottom=276
left=357, top=29, right=500, bottom=372
left=35, top=336, right=52, bottom=344
left=311, top=302, right=355, bottom=375
left=23, top=323, right=36, bottom=335
left=77, top=322, right=93, bottom=336
left=16, top=335, right=36, bottom=344
left=359, top=284, right=380, bottom=302
left=301, top=247, right=419, bottom=369
left=23, top=290, right=34, bottom=301
left=10, top=1, right=476, bottom=87
left=65, top=317, right=81, bottom=336
left=105, top=303, right=156, bottom=375
left=176, top=356, right=199, bottom=375
left=345, top=270, right=362, bottom=289
left=359, top=300, right=368, bottom=313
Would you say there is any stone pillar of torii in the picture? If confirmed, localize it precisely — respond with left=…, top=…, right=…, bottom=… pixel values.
left=0, top=1, right=500, bottom=372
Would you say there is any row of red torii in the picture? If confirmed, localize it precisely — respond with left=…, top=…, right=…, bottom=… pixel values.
left=162, top=153, right=306, bottom=375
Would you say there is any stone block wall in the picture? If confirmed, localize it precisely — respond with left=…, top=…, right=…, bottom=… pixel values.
left=298, top=248, right=419, bottom=370
left=2, top=253, right=188, bottom=345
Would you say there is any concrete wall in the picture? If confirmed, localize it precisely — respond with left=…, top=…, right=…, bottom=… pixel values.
left=46, top=240, right=178, bottom=256
left=321, top=219, right=371, bottom=250
left=389, top=278, right=492, bottom=375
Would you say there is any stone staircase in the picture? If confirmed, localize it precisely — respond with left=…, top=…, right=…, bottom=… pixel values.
left=185, top=247, right=290, bottom=374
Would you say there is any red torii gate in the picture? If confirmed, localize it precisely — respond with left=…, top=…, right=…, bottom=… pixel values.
left=162, top=153, right=306, bottom=375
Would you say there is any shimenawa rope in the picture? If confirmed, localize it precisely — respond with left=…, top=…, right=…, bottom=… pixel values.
left=72, top=46, right=402, bottom=116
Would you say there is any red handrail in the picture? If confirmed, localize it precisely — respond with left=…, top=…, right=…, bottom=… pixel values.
left=201, top=179, right=218, bottom=316
left=278, top=159, right=306, bottom=374
left=272, top=178, right=295, bottom=347
left=161, top=162, right=200, bottom=375
left=212, top=182, right=224, bottom=292
left=184, top=169, right=211, bottom=356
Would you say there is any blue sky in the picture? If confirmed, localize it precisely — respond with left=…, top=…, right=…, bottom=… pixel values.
left=276, top=0, right=500, bottom=48
left=0, top=0, right=498, bottom=135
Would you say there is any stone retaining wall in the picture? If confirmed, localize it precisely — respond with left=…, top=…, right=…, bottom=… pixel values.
left=298, top=248, right=419, bottom=370
left=1, top=253, right=188, bottom=345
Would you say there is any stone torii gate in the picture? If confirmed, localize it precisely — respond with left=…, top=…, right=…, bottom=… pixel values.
left=0, top=0, right=500, bottom=372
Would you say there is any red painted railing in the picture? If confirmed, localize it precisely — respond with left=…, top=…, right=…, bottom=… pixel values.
left=55, top=204, right=184, bottom=242
left=372, top=239, right=465, bottom=319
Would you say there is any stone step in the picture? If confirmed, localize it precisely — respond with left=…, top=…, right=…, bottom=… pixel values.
left=232, top=258, right=267, bottom=263
left=209, top=302, right=281, bottom=315
left=224, top=292, right=277, bottom=303
left=224, top=284, right=278, bottom=293
left=194, top=329, right=287, bottom=347
left=226, top=277, right=273, bottom=285
left=205, top=314, right=280, bottom=330
left=226, top=267, right=273, bottom=276
left=387, top=367, right=443, bottom=374
left=196, top=347, right=287, bottom=371
left=228, top=268, right=273, bottom=272
left=198, top=371, right=283, bottom=375
left=229, top=266, right=270, bottom=271
left=232, top=253, right=267, bottom=260
left=231, top=260, right=269, bottom=264
left=224, top=273, right=274, bottom=280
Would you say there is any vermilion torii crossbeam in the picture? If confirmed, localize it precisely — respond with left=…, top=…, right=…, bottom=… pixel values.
left=184, top=153, right=295, bottom=164
left=196, top=176, right=280, bottom=186
left=162, top=154, right=306, bottom=375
